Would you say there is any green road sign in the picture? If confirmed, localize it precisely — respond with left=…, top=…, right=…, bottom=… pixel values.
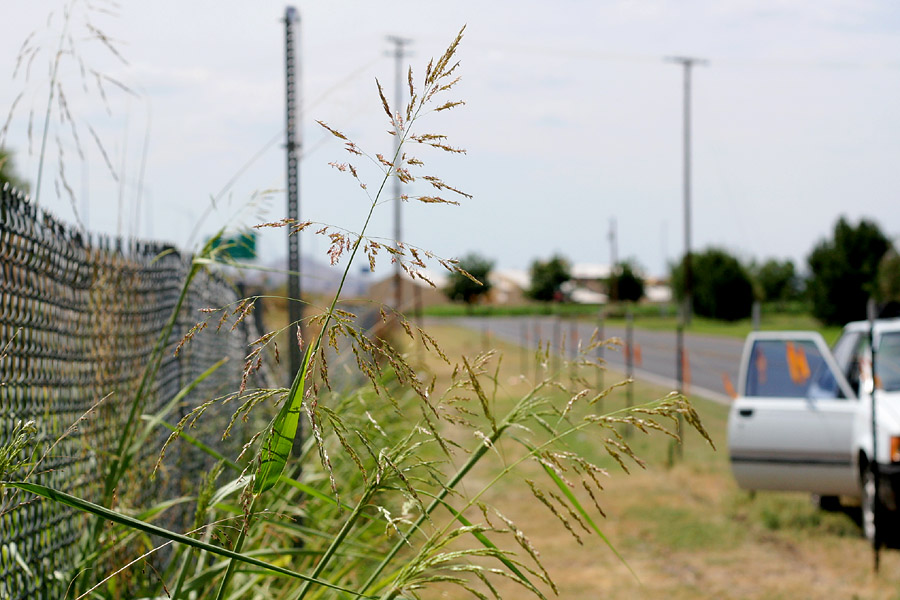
left=208, top=232, right=257, bottom=260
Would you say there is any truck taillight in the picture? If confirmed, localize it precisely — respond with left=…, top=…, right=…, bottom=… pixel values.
left=892, top=437, right=900, bottom=463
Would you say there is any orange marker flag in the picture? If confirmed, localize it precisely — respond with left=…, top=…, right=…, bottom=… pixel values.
left=634, top=343, right=643, bottom=367
left=722, top=372, right=737, bottom=400
left=794, top=344, right=811, bottom=381
left=755, top=347, right=768, bottom=385
left=786, top=342, right=811, bottom=385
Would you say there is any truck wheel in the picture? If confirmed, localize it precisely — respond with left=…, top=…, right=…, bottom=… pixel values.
left=812, top=494, right=841, bottom=512
left=861, top=465, right=879, bottom=545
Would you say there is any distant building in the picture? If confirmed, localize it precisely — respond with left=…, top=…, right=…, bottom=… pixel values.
left=643, top=277, right=673, bottom=304
left=367, top=273, right=448, bottom=311
left=491, top=263, right=614, bottom=305
left=569, top=263, right=613, bottom=303
left=562, top=281, right=608, bottom=304
left=570, top=263, right=672, bottom=304
left=488, top=269, right=529, bottom=305
left=361, top=263, right=671, bottom=308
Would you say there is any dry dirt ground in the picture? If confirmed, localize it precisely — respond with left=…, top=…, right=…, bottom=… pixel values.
left=419, top=324, right=900, bottom=600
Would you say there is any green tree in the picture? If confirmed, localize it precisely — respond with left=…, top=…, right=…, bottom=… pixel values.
left=807, top=216, right=891, bottom=325
left=444, top=252, right=494, bottom=306
left=877, top=249, right=900, bottom=313
left=0, top=149, right=29, bottom=191
left=609, top=261, right=644, bottom=302
left=751, top=258, right=800, bottom=303
left=527, top=254, right=571, bottom=302
left=671, top=248, right=754, bottom=321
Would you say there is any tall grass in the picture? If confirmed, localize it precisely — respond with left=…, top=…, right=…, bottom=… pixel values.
left=0, top=27, right=713, bottom=599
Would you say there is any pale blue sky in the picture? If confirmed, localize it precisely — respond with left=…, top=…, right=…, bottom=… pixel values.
left=2, top=0, right=900, bottom=278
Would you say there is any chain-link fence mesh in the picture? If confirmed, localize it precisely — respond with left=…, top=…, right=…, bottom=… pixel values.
left=0, top=184, right=271, bottom=599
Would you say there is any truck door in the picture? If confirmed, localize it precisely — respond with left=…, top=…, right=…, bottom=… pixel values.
left=727, top=332, right=858, bottom=496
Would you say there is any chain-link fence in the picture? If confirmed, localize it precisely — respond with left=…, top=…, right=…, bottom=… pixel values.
left=0, top=184, right=271, bottom=599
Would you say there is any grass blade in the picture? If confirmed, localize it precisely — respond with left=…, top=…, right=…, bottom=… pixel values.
left=137, top=357, right=229, bottom=452
left=254, top=344, right=313, bottom=494
left=140, top=420, right=348, bottom=515
left=420, top=491, right=547, bottom=600
left=4, top=481, right=376, bottom=598
left=512, top=437, right=637, bottom=580
left=150, top=418, right=242, bottom=472
left=278, top=474, right=353, bottom=511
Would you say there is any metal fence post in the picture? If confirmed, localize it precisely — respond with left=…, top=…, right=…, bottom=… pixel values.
left=596, top=308, right=605, bottom=411
left=675, top=321, right=685, bottom=460
left=625, top=310, right=634, bottom=438
left=569, top=318, right=578, bottom=376
left=521, top=320, right=528, bottom=378
left=552, top=314, right=561, bottom=374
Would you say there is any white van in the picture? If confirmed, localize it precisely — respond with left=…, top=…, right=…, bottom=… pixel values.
left=727, top=319, right=900, bottom=543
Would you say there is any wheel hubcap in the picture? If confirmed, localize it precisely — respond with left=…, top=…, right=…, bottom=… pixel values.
left=863, top=470, right=876, bottom=542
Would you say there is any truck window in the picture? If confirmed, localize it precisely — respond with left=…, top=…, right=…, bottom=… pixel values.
left=877, top=332, right=900, bottom=392
left=832, top=330, right=862, bottom=378
left=847, top=336, right=869, bottom=395
left=745, top=339, right=845, bottom=399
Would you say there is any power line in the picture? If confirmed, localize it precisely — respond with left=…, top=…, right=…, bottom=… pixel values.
left=474, top=40, right=900, bottom=71
left=608, top=217, right=618, bottom=267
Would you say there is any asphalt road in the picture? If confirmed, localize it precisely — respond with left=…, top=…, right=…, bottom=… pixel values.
left=443, top=316, right=745, bottom=405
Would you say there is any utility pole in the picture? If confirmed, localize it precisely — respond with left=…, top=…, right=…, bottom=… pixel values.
left=284, top=6, right=302, bottom=380
left=608, top=217, right=618, bottom=268
left=660, top=219, right=668, bottom=273
left=666, top=56, right=707, bottom=326
left=388, top=35, right=411, bottom=311
left=609, top=217, right=619, bottom=302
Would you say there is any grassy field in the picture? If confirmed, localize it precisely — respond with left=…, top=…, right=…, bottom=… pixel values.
left=423, top=302, right=606, bottom=319
left=421, top=302, right=844, bottom=344
left=599, top=312, right=844, bottom=346
left=416, top=324, right=900, bottom=600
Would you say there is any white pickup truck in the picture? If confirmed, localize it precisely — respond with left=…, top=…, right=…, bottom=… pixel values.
left=727, top=319, right=900, bottom=543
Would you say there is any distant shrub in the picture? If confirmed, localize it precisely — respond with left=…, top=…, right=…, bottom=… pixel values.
left=609, top=261, right=644, bottom=303
left=807, top=216, right=890, bottom=325
left=444, top=252, right=494, bottom=305
left=671, top=248, right=754, bottom=321
left=750, top=258, right=801, bottom=304
left=527, top=254, right=571, bottom=302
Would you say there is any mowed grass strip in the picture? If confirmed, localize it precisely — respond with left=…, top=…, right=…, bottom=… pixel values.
left=421, top=302, right=843, bottom=343
left=415, top=324, right=900, bottom=600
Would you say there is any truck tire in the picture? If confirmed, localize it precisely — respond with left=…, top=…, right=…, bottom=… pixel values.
left=861, top=465, right=880, bottom=545
left=811, top=494, right=841, bottom=512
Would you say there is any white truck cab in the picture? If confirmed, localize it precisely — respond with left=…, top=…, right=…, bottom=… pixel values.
left=727, top=319, right=900, bottom=542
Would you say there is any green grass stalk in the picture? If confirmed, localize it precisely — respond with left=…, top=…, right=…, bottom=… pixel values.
left=294, top=487, right=376, bottom=600
left=356, top=378, right=544, bottom=598
left=212, top=495, right=255, bottom=600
